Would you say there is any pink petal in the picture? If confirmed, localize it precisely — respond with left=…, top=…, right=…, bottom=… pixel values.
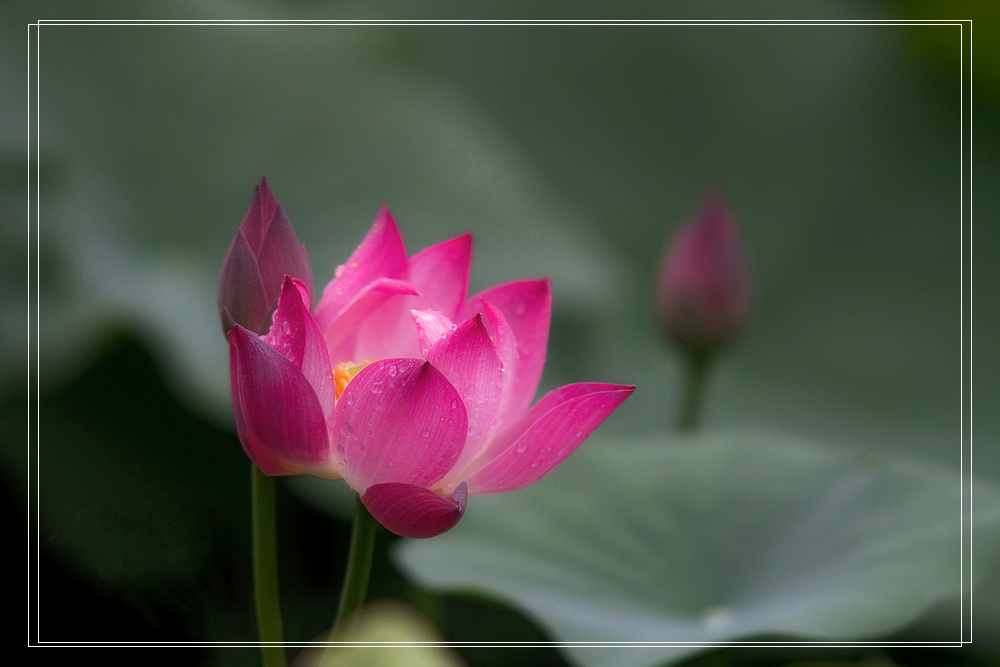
left=351, top=234, right=474, bottom=360
left=424, top=314, right=504, bottom=477
left=314, top=206, right=409, bottom=330
left=217, top=230, right=269, bottom=334
left=408, top=234, right=472, bottom=320
left=256, top=202, right=314, bottom=309
left=332, top=359, right=468, bottom=493
left=464, top=383, right=634, bottom=495
left=462, top=279, right=551, bottom=419
left=321, top=277, right=419, bottom=363
left=264, top=277, right=336, bottom=421
left=229, top=330, right=297, bottom=475
left=230, top=325, right=332, bottom=471
left=362, top=482, right=468, bottom=538
left=239, top=176, right=279, bottom=255
left=412, top=309, right=454, bottom=356
left=478, top=299, right=520, bottom=428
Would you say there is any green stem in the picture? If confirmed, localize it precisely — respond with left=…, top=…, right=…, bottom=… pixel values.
left=252, top=465, right=287, bottom=667
left=331, top=496, right=378, bottom=637
left=676, top=350, right=713, bottom=431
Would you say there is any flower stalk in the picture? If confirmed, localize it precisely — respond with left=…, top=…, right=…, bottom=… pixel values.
left=331, top=497, right=379, bottom=637
left=675, top=350, right=712, bottom=432
left=252, top=464, right=287, bottom=667
left=655, top=191, right=753, bottom=432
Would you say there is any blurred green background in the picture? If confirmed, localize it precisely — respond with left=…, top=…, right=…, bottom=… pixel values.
left=9, top=1, right=999, bottom=666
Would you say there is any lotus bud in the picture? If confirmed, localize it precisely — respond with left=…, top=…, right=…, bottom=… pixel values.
left=218, top=176, right=314, bottom=335
left=655, top=191, right=752, bottom=358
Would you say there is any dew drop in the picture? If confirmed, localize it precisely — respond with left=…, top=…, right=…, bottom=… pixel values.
left=341, top=422, right=353, bottom=436
left=281, top=320, right=291, bottom=334
left=369, top=380, right=384, bottom=394
left=336, top=443, right=345, bottom=456
left=422, top=430, right=430, bottom=438
left=334, top=264, right=346, bottom=278
left=515, top=441, right=528, bottom=454
left=387, top=365, right=398, bottom=377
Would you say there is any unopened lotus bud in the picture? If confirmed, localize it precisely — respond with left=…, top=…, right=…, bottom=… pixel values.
left=218, top=176, right=314, bottom=335
left=655, top=191, right=752, bottom=357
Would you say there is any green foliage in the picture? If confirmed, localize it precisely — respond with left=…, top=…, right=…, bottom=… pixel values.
left=398, top=433, right=1000, bottom=667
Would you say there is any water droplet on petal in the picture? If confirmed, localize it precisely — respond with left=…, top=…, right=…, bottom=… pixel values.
left=422, top=430, right=430, bottom=438
left=388, top=365, right=398, bottom=377
left=369, top=380, right=383, bottom=394
left=336, top=443, right=345, bottom=456
left=282, top=320, right=291, bottom=334
left=334, top=264, right=346, bottom=278
left=515, top=441, right=528, bottom=454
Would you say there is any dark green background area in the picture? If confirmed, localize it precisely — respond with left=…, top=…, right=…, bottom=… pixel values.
left=9, top=1, right=998, bottom=665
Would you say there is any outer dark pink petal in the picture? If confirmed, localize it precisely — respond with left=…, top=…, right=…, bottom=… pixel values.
left=314, top=206, right=409, bottom=331
left=217, top=230, right=269, bottom=334
left=229, top=330, right=297, bottom=475
left=462, top=279, right=552, bottom=419
left=231, top=325, right=332, bottom=470
left=256, top=202, right=314, bottom=309
left=239, top=176, right=279, bottom=255
left=333, top=359, right=468, bottom=492
left=362, top=481, right=468, bottom=538
left=425, top=314, right=504, bottom=477
left=265, top=277, right=336, bottom=420
left=464, top=383, right=634, bottom=495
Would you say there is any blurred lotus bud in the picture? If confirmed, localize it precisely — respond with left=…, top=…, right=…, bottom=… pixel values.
left=218, top=176, right=314, bottom=335
left=655, top=191, right=752, bottom=357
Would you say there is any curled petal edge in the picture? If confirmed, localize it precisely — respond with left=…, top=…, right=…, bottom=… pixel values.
left=362, top=482, right=468, bottom=539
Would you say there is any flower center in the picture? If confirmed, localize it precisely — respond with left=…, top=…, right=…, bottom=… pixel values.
left=333, top=360, right=372, bottom=402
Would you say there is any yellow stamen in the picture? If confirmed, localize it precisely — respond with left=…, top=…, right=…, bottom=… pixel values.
left=334, top=360, right=373, bottom=402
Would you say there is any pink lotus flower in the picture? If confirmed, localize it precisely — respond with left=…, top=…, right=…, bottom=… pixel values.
left=227, top=202, right=634, bottom=538
left=655, top=191, right=752, bottom=356
left=218, top=176, right=314, bottom=335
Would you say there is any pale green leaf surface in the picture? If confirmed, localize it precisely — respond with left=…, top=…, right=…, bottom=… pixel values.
left=397, top=432, right=1000, bottom=667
